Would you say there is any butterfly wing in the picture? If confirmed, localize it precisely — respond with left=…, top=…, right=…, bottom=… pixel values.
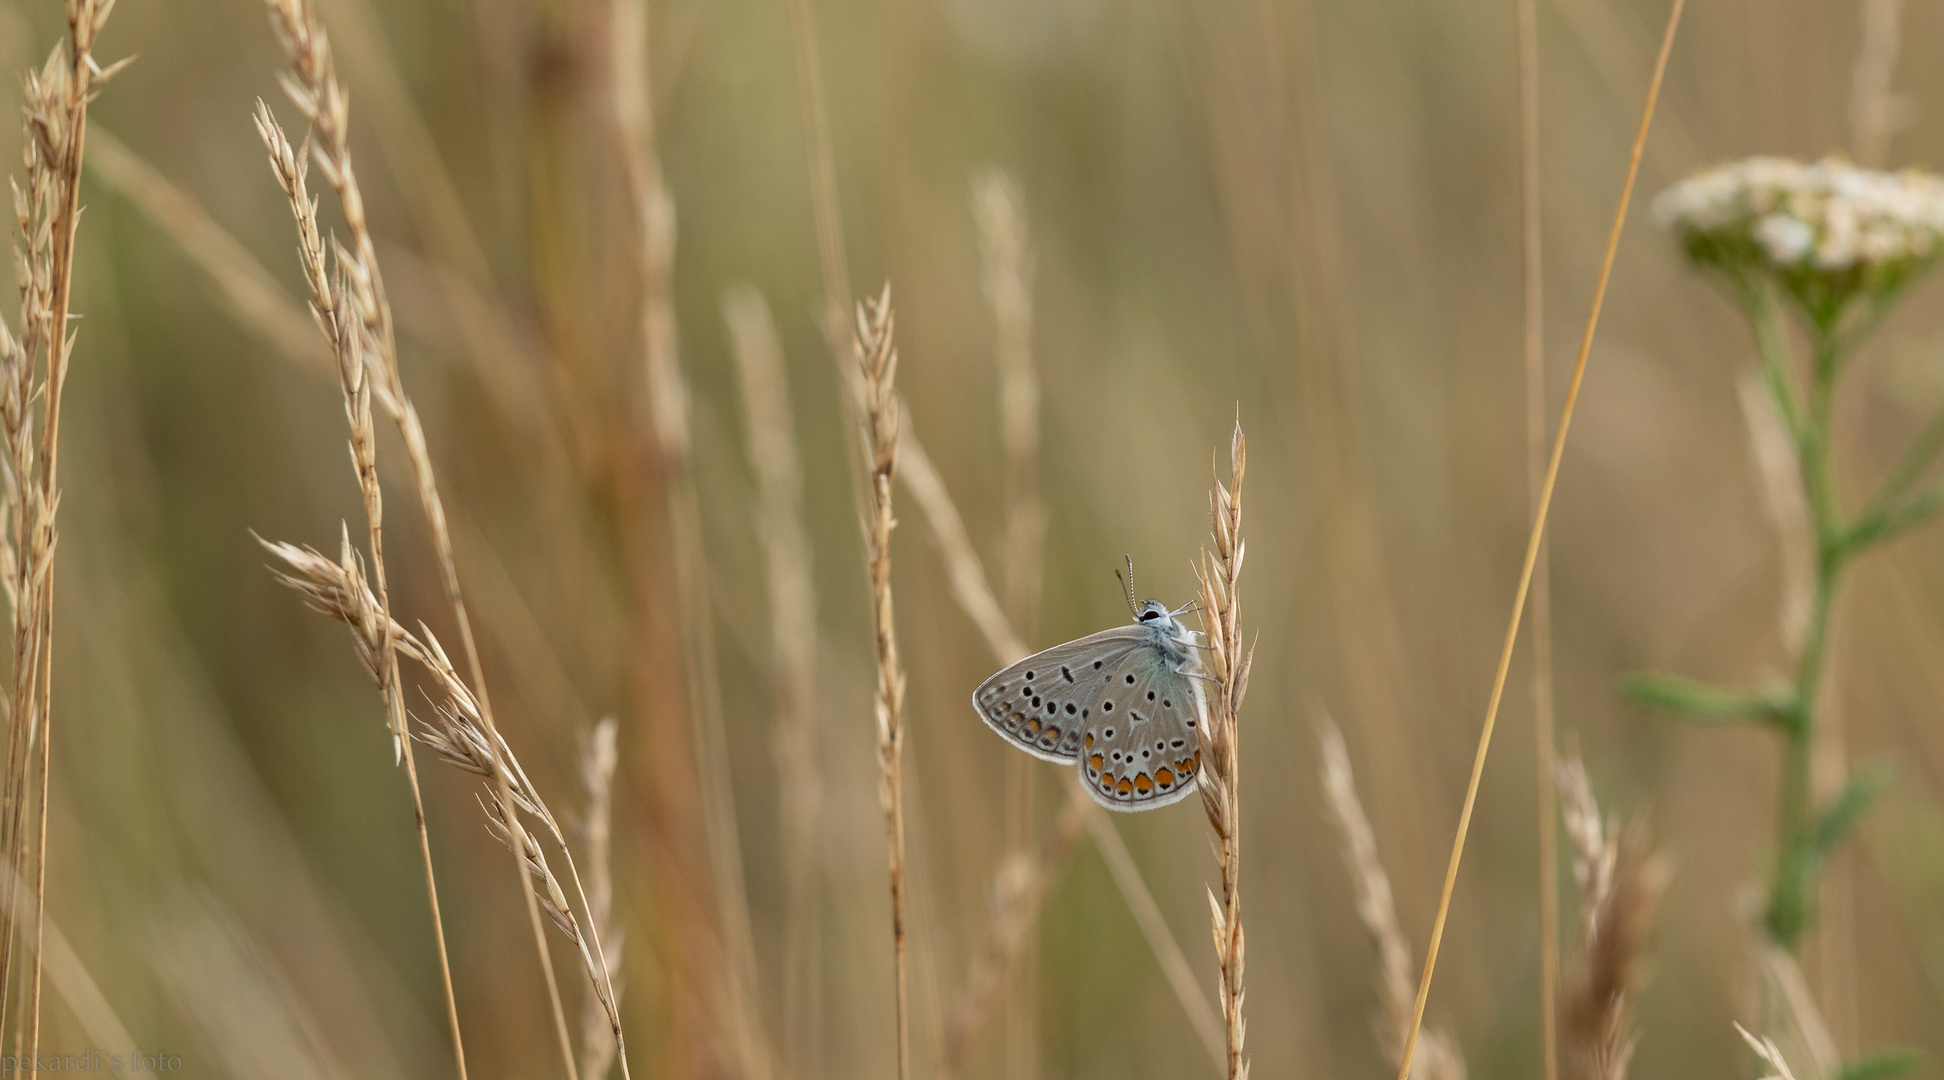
left=1079, top=646, right=1204, bottom=812
left=973, top=626, right=1149, bottom=763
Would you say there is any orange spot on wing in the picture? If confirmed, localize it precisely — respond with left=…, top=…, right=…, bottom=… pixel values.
left=1024, top=718, right=1042, bottom=737
left=1085, top=733, right=1094, bottom=750
left=1116, top=777, right=1133, bottom=796
left=1134, top=772, right=1153, bottom=794
left=1090, top=754, right=1104, bottom=771
left=1156, top=767, right=1175, bottom=788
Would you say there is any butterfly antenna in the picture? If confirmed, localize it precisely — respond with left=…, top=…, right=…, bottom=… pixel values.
left=1115, top=555, right=1139, bottom=619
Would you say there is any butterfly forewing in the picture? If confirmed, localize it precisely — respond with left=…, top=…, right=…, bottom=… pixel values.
left=1078, top=647, right=1203, bottom=811
left=973, top=627, right=1147, bottom=764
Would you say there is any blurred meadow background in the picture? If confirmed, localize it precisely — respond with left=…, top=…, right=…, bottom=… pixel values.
left=9, top=0, right=1944, bottom=1076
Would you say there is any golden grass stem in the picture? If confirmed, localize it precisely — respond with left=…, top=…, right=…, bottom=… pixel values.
left=725, top=286, right=825, bottom=1079
left=898, top=437, right=1029, bottom=662
left=1515, top=0, right=1559, bottom=1077
left=973, top=169, right=1041, bottom=1080
left=854, top=287, right=912, bottom=1080
left=0, top=7, right=125, bottom=1072
left=253, top=99, right=470, bottom=1080
left=606, top=7, right=767, bottom=1077
left=1195, top=423, right=1250, bottom=1080
left=1393, top=6, right=1685, bottom=1080
left=578, top=720, right=623, bottom=1080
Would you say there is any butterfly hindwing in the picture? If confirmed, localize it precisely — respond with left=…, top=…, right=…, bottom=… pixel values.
left=1079, top=647, right=1203, bottom=812
left=972, top=627, right=1147, bottom=764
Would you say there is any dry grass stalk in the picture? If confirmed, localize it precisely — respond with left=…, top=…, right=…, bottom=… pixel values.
left=1738, top=1024, right=1802, bottom=1080
left=939, top=788, right=1088, bottom=1080
left=0, top=4, right=126, bottom=1069
left=1556, top=758, right=1665, bottom=1080
left=260, top=535, right=629, bottom=1078
left=1195, top=422, right=1252, bottom=1080
left=254, top=3, right=621, bottom=1074
left=254, top=99, right=468, bottom=1079
left=1394, top=5, right=1685, bottom=1076
left=606, top=6, right=769, bottom=1077
left=898, top=434, right=1028, bottom=662
left=1317, top=719, right=1465, bottom=1080
left=724, top=285, right=825, bottom=1077
left=579, top=720, right=624, bottom=1080
left=1759, top=946, right=1838, bottom=1076
left=972, top=170, right=1040, bottom=631
left=854, top=285, right=912, bottom=1080
left=973, top=164, right=1040, bottom=1080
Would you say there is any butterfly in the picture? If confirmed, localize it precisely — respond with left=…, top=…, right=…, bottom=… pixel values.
left=972, top=563, right=1206, bottom=811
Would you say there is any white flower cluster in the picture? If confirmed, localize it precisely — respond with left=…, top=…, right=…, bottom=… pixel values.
left=1653, top=156, right=1944, bottom=273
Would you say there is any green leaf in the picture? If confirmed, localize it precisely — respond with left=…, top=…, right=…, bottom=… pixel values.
left=1620, top=673, right=1785, bottom=725
left=1814, top=763, right=1895, bottom=859
left=1832, top=1049, right=1925, bottom=1080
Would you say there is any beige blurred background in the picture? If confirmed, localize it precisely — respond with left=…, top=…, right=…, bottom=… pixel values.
left=6, top=0, right=1944, bottom=1076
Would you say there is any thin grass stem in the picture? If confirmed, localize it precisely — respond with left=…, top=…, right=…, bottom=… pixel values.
left=606, top=5, right=763, bottom=1075
left=853, top=288, right=912, bottom=1080
left=1393, top=6, right=1685, bottom=1078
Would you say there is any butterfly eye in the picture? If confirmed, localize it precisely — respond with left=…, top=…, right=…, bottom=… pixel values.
left=1140, top=610, right=1160, bottom=621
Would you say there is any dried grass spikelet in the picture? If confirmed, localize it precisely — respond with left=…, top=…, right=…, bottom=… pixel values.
left=1737, top=1023, right=1802, bottom=1080
left=1317, top=719, right=1466, bottom=1080
left=1195, top=421, right=1251, bottom=1080
left=853, top=283, right=913, bottom=1080
left=0, top=3, right=128, bottom=1059
left=1556, top=757, right=1666, bottom=1080
left=254, top=1, right=623, bottom=1074
left=259, top=534, right=626, bottom=1070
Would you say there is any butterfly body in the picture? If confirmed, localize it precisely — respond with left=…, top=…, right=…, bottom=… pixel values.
left=973, top=598, right=1205, bottom=811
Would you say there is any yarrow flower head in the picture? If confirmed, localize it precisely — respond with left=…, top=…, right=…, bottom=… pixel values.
left=1653, top=155, right=1944, bottom=327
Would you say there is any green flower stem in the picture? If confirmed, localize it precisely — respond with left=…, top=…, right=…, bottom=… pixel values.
left=1752, top=288, right=1847, bottom=951
left=1641, top=279, right=1927, bottom=953
left=1746, top=279, right=1808, bottom=441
